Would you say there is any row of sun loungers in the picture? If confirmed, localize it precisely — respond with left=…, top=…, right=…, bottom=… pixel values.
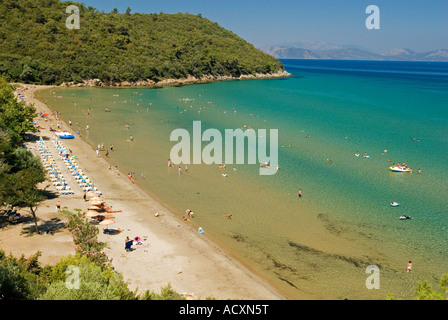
left=36, top=137, right=102, bottom=196
left=52, top=138, right=102, bottom=196
left=37, top=138, right=74, bottom=195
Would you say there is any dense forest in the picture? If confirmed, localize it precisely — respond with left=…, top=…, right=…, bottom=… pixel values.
left=0, top=0, right=286, bottom=85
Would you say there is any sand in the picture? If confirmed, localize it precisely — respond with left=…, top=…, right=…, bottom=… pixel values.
left=0, top=84, right=286, bottom=300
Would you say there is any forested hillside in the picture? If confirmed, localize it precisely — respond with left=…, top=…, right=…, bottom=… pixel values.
left=0, top=0, right=286, bottom=85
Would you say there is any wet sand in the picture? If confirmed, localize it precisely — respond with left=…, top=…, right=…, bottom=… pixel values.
left=0, top=84, right=288, bottom=300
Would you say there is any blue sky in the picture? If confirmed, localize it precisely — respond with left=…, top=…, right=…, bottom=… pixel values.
left=74, top=0, right=447, bottom=53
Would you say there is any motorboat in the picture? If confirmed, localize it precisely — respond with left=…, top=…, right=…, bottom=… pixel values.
left=389, top=166, right=411, bottom=173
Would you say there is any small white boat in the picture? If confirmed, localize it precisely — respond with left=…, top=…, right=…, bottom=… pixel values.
left=389, top=166, right=411, bottom=173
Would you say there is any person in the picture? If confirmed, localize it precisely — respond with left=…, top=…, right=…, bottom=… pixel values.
left=110, top=144, right=114, bottom=151
left=418, top=168, right=421, bottom=174
left=125, top=236, right=133, bottom=252
left=83, top=190, right=87, bottom=201
left=56, top=201, right=61, bottom=212
left=178, top=167, right=182, bottom=174
left=298, top=189, right=302, bottom=198
left=407, top=261, right=413, bottom=272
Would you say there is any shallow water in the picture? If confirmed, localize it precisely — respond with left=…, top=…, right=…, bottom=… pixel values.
left=36, top=59, right=448, bottom=299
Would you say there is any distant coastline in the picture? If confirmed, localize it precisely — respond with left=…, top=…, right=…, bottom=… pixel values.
left=58, top=70, right=293, bottom=88
left=260, top=45, right=448, bottom=62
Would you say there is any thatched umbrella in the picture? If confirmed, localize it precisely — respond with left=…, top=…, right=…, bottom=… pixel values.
left=87, top=192, right=98, bottom=198
left=88, top=205, right=102, bottom=210
left=85, top=210, right=99, bottom=217
left=99, top=219, right=115, bottom=229
left=89, top=200, right=102, bottom=206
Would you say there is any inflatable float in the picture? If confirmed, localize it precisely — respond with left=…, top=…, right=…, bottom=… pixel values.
left=54, top=131, right=75, bottom=139
left=390, top=202, right=400, bottom=207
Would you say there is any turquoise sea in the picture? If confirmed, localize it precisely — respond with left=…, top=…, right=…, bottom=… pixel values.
left=36, top=59, right=448, bottom=299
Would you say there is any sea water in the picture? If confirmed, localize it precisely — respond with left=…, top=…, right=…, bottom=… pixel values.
left=36, top=59, right=448, bottom=299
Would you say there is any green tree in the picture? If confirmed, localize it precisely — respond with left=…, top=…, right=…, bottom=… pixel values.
left=0, top=0, right=285, bottom=85
left=414, top=274, right=448, bottom=300
left=0, top=77, right=46, bottom=231
left=39, top=255, right=135, bottom=300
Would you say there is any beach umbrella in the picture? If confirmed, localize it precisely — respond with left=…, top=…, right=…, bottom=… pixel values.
left=99, top=219, right=115, bottom=229
left=89, top=200, right=102, bottom=206
left=85, top=210, right=99, bottom=217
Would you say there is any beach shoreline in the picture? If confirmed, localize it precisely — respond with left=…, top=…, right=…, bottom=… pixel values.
left=59, top=70, right=292, bottom=88
left=1, top=83, right=290, bottom=300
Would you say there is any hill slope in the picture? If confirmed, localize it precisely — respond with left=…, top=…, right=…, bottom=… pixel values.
left=0, top=0, right=287, bottom=85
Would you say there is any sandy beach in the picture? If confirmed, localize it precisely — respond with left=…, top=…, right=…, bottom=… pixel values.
left=0, top=84, right=287, bottom=300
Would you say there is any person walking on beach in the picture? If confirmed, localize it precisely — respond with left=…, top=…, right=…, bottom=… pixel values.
left=407, top=261, right=413, bottom=272
left=56, top=201, right=61, bottom=212
left=83, top=190, right=87, bottom=202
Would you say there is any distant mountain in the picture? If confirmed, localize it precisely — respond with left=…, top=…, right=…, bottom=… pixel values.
left=382, top=48, right=448, bottom=61
left=261, top=43, right=448, bottom=62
